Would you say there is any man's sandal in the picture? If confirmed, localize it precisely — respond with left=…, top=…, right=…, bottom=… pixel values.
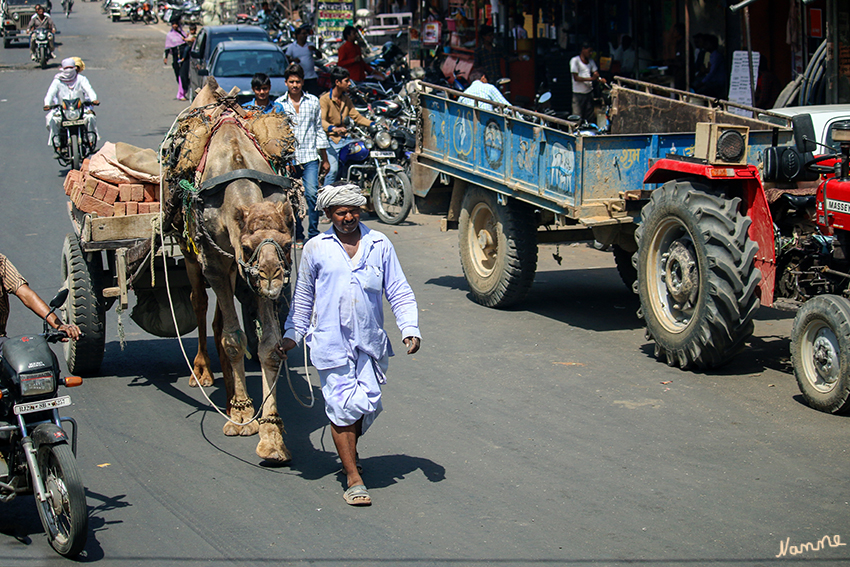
left=343, top=484, right=372, bottom=506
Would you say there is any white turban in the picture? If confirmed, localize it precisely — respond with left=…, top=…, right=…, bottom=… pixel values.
left=316, top=183, right=366, bottom=212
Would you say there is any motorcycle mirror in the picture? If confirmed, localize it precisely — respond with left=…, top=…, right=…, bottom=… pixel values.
left=50, top=289, right=69, bottom=309
left=343, top=117, right=353, bottom=128
left=497, top=77, right=511, bottom=85
left=538, top=92, right=552, bottom=104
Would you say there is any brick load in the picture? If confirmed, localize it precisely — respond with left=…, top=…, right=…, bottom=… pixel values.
left=64, top=168, right=162, bottom=217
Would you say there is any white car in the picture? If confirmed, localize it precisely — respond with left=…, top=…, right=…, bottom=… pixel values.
left=764, top=105, right=850, bottom=152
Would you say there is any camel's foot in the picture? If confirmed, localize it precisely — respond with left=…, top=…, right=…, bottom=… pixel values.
left=223, top=398, right=259, bottom=436
left=256, top=416, right=291, bottom=463
left=189, top=362, right=215, bottom=388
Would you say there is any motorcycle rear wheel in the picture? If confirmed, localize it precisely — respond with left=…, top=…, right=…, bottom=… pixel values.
left=35, top=443, right=88, bottom=557
left=69, top=133, right=81, bottom=171
left=371, top=170, right=412, bottom=225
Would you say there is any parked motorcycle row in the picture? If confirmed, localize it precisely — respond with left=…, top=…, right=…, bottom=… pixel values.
left=102, top=0, right=199, bottom=24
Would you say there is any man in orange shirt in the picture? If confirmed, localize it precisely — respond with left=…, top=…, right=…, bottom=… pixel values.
left=336, top=25, right=370, bottom=82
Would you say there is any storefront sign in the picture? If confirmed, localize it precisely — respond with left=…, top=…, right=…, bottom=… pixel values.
left=423, top=21, right=441, bottom=45
left=317, top=0, right=353, bottom=40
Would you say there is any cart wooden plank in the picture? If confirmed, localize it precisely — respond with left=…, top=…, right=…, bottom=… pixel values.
left=89, top=213, right=160, bottom=242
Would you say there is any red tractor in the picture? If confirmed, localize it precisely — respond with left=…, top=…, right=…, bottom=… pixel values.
left=634, top=117, right=850, bottom=414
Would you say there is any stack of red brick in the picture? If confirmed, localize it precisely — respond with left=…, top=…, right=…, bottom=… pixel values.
left=64, top=158, right=161, bottom=217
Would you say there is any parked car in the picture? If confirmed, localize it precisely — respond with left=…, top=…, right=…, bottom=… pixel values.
left=187, top=24, right=270, bottom=98
left=198, top=40, right=289, bottom=103
left=107, top=0, right=135, bottom=21
left=761, top=105, right=850, bottom=151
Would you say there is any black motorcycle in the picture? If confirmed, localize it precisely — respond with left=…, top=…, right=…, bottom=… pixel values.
left=338, top=118, right=413, bottom=224
left=48, top=98, right=99, bottom=170
left=33, top=28, right=52, bottom=69
left=0, top=289, right=87, bottom=557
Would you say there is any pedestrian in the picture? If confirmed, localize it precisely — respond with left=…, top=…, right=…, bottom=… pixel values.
left=179, top=23, right=198, bottom=100
left=474, top=24, right=503, bottom=83
left=275, top=63, right=330, bottom=244
left=694, top=34, right=726, bottom=99
left=164, top=16, right=188, bottom=100
left=570, top=41, right=605, bottom=124
left=243, top=72, right=283, bottom=113
left=336, top=24, right=370, bottom=82
left=283, top=24, right=322, bottom=96
left=278, top=183, right=421, bottom=506
left=319, top=66, right=374, bottom=186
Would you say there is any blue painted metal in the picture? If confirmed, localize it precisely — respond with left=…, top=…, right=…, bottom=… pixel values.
left=417, top=92, right=789, bottom=219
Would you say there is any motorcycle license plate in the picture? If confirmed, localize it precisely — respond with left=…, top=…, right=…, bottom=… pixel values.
left=13, top=396, right=71, bottom=415
left=370, top=151, right=395, bottom=158
left=62, top=119, right=86, bottom=127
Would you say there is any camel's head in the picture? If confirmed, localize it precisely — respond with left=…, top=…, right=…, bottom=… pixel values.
left=234, top=200, right=294, bottom=299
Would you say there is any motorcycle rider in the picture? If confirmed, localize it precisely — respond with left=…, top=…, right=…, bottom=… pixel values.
left=319, top=66, right=373, bottom=185
left=0, top=252, right=80, bottom=349
left=27, top=4, right=56, bottom=61
left=43, top=57, right=99, bottom=149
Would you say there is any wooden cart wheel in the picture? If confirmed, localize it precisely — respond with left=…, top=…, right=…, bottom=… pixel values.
left=61, top=233, right=106, bottom=375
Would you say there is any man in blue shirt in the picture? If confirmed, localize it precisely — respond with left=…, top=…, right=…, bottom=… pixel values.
left=458, top=69, right=510, bottom=111
left=242, top=73, right=283, bottom=113
left=279, top=183, right=421, bottom=506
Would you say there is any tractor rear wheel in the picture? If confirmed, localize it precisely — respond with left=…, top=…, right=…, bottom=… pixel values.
left=635, top=179, right=761, bottom=369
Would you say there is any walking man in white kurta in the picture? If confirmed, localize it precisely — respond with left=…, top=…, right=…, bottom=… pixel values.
left=278, top=184, right=421, bottom=506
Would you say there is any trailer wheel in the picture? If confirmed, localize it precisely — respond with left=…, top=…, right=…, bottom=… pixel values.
left=458, top=186, right=537, bottom=308
left=612, top=245, right=637, bottom=291
left=791, top=295, right=850, bottom=414
left=61, top=233, right=105, bottom=375
left=635, top=180, right=760, bottom=369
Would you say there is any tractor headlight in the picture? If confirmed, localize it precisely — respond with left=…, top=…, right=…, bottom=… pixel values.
left=716, top=130, right=746, bottom=163
left=375, top=130, right=392, bottom=149
left=20, top=370, right=55, bottom=398
left=13, top=12, right=19, bottom=20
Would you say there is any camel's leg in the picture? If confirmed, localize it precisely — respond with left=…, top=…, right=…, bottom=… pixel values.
left=209, top=269, right=258, bottom=437
left=185, top=253, right=215, bottom=387
left=212, top=303, right=234, bottom=410
left=255, top=297, right=291, bottom=463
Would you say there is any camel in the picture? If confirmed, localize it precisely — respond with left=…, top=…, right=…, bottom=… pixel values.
left=170, top=78, right=295, bottom=463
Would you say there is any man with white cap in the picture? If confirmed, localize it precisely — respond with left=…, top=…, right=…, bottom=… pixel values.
left=43, top=57, right=99, bottom=149
left=278, top=183, right=421, bottom=506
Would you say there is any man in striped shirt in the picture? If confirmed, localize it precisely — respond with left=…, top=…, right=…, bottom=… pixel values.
left=0, top=252, right=80, bottom=346
left=276, top=63, right=330, bottom=243
left=457, top=69, right=510, bottom=112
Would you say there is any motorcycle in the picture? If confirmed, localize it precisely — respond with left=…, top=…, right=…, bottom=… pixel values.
left=130, top=1, right=156, bottom=23
left=0, top=289, right=87, bottom=558
left=336, top=118, right=413, bottom=224
left=61, top=0, right=73, bottom=17
left=48, top=98, right=99, bottom=170
left=33, top=28, right=51, bottom=69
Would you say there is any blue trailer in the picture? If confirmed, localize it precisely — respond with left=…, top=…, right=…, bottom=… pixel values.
left=411, top=80, right=795, bottom=369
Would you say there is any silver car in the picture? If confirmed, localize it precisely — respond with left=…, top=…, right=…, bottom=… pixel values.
left=197, top=40, right=289, bottom=103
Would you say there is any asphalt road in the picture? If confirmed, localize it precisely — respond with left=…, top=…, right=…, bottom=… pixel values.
left=1, top=7, right=849, bottom=566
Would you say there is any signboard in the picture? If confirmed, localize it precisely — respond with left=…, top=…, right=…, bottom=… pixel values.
left=316, top=0, right=353, bottom=40
left=727, top=50, right=760, bottom=116
left=423, top=21, right=441, bottom=45
left=810, top=8, right=823, bottom=39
